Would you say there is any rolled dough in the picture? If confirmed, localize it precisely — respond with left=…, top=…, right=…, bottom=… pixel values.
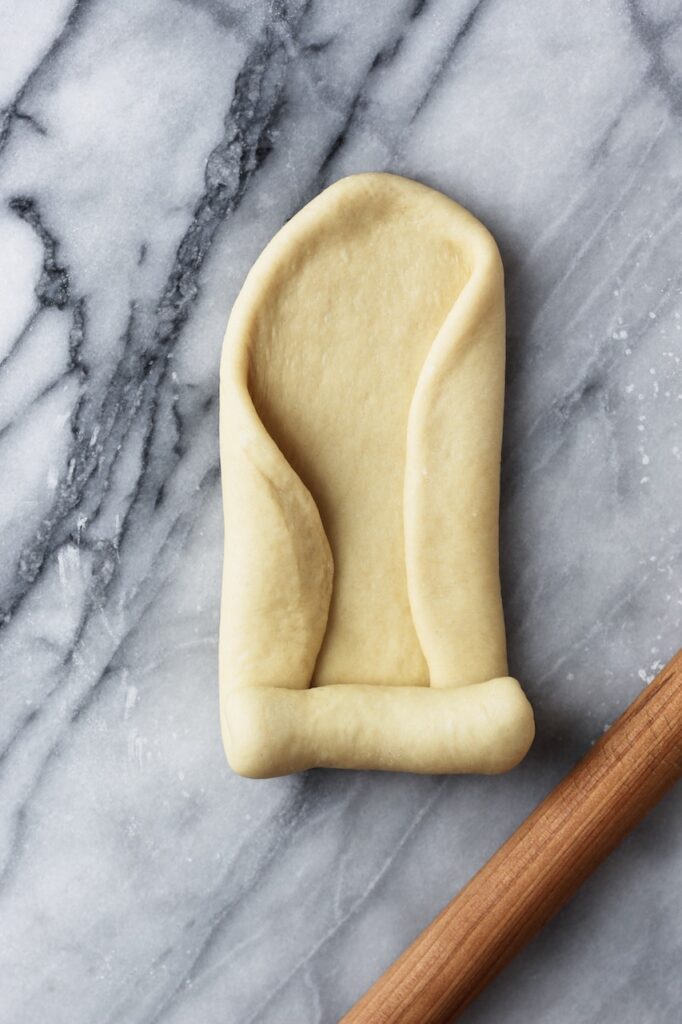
left=219, top=173, right=534, bottom=778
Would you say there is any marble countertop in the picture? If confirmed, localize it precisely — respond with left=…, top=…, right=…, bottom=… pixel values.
left=1, top=1, right=681, bottom=1022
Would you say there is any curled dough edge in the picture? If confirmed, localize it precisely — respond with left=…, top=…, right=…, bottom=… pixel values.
left=223, top=678, right=534, bottom=778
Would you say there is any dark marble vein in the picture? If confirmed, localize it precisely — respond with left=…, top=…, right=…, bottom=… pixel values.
left=0, top=2, right=299, bottom=625
left=410, top=0, right=492, bottom=121
left=9, top=197, right=70, bottom=308
left=313, top=0, right=435, bottom=185
left=370, top=0, right=434, bottom=72
left=317, top=90, right=368, bottom=182
left=155, top=6, right=304, bottom=347
left=626, top=0, right=682, bottom=120
left=0, top=0, right=92, bottom=155
left=0, top=307, right=41, bottom=372
left=11, top=110, right=47, bottom=136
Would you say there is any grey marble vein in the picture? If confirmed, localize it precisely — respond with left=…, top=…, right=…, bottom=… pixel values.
left=0, top=1, right=681, bottom=1022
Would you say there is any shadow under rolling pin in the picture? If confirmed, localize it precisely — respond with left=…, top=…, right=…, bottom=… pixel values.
left=341, top=649, right=682, bottom=1024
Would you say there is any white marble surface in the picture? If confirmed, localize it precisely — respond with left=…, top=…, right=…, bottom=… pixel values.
left=0, top=1, right=681, bottom=1021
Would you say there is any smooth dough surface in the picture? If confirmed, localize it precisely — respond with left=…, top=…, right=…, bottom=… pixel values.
left=219, top=173, right=534, bottom=778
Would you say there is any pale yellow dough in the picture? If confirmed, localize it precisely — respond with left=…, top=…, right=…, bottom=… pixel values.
left=219, top=173, right=534, bottom=778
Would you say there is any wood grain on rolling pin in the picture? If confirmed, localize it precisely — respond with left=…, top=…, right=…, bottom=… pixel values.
left=341, top=649, right=682, bottom=1024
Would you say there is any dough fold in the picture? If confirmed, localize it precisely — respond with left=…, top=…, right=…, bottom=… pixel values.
left=223, top=679, right=534, bottom=778
left=219, top=173, right=534, bottom=777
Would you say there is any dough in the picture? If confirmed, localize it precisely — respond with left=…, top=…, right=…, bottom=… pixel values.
left=219, top=173, right=534, bottom=778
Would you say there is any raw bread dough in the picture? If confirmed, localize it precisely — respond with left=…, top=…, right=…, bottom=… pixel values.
left=219, top=173, right=534, bottom=778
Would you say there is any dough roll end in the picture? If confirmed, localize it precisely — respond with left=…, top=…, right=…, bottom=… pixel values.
left=222, top=678, right=535, bottom=779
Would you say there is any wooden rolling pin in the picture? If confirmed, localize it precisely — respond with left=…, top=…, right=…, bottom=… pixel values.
left=342, top=649, right=682, bottom=1024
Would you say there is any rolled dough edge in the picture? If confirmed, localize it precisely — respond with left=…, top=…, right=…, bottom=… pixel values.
left=221, top=678, right=535, bottom=778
